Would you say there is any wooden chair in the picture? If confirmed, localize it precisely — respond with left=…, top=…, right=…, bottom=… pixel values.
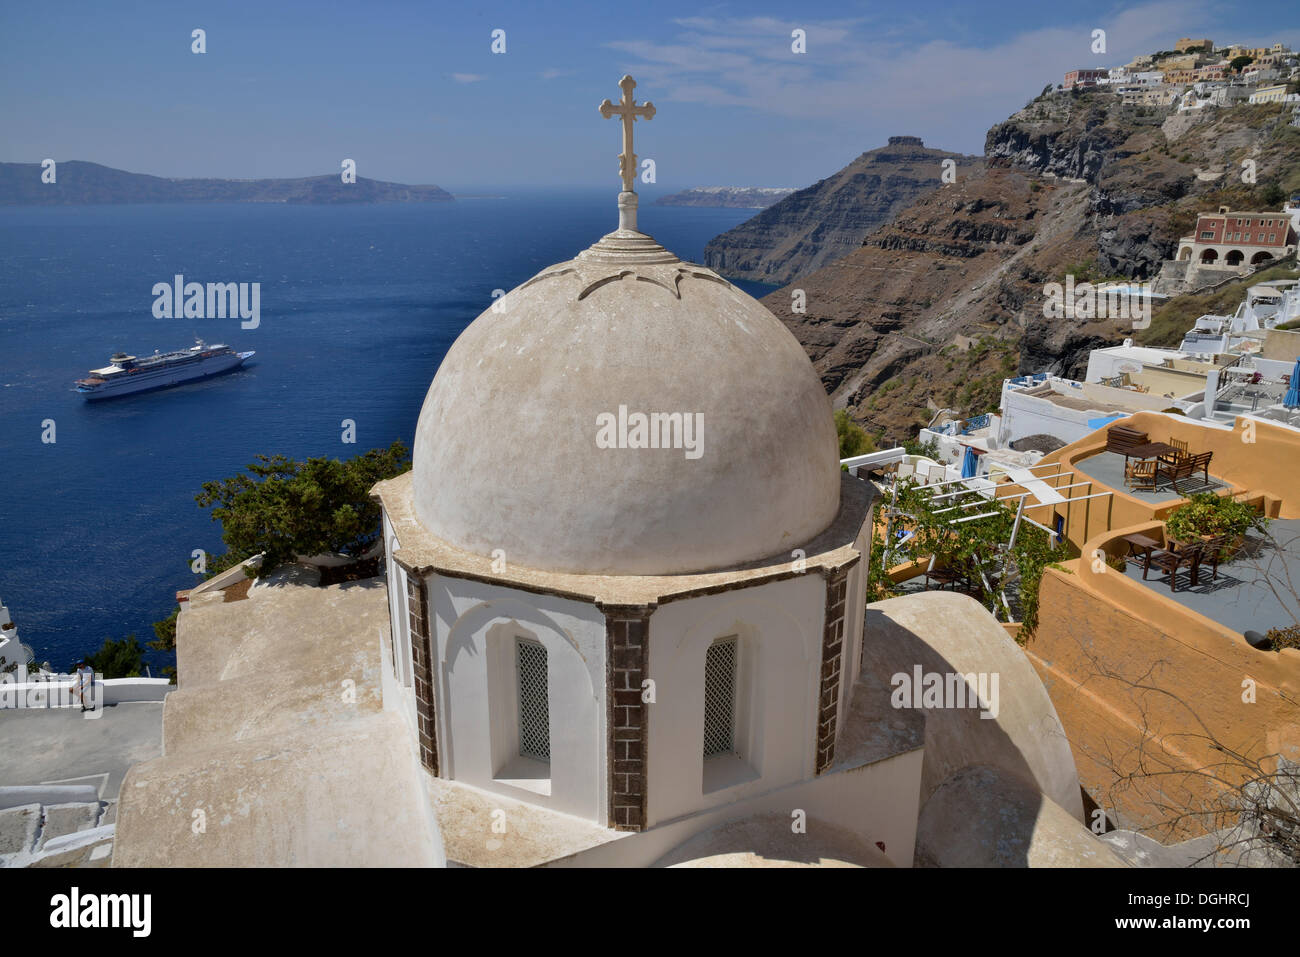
left=1157, top=451, right=1213, bottom=494
left=1125, top=459, right=1158, bottom=491
left=1187, top=450, right=1212, bottom=483
left=1144, top=541, right=1202, bottom=592
left=1195, top=534, right=1229, bottom=581
left=1167, top=437, right=1189, bottom=461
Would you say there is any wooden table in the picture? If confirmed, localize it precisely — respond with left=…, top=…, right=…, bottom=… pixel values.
left=1121, top=533, right=1161, bottom=572
left=1123, top=441, right=1178, bottom=465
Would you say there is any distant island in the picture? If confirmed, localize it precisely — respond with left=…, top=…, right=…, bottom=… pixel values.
left=653, top=186, right=796, bottom=208
left=0, top=160, right=453, bottom=206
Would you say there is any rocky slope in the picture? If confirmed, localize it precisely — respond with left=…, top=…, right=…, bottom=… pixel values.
left=0, top=160, right=454, bottom=205
left=749, top=94, right=1300, bottom=442
left=703, top=137, right=981, bottom=286
left=653, top=186, right=795, bottom=208
left=761, top=169, right=1102, bottom=437
left=986, top=94, right=1300, bottom=277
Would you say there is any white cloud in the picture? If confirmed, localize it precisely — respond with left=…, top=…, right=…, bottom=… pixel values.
left=603, top=3, right=1257, bottom=146
left=540, top=68, right=574, bottom=80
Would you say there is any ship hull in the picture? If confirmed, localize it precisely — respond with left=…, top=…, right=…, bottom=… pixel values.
left=78, top=352, right=253, bottom=401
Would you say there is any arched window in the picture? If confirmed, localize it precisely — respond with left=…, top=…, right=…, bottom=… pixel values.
left=516, top=638, right=550, bottom=762
left=487, top=627, right=553, bottom=795
left=701, top=633, right=760, bottom=793
left=703, top=638, right=738, bottom=758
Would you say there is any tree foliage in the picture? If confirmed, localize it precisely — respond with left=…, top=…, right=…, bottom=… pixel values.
left=86, top=634, right=146, bottom=679
left=150, top=606, right=179, bottom=653
left=865, top=478, right=1068, bottom=636
left=835, top=410, right=875, bottom=460
left=902, top=436, right=942, bottom=459
left=195, top=440, right=412, bottom=575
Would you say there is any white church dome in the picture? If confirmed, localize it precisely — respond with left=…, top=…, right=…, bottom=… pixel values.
left=411, top=224, right=840, bottom=577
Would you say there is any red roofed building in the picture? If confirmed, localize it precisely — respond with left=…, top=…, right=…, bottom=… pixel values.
left=1063, top=69, right=1107, bottom=89
left=1176, top=205, right=1299, bottom=266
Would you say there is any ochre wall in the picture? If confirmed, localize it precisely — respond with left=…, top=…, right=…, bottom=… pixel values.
left=1025, top=558, right=1300, bottom=837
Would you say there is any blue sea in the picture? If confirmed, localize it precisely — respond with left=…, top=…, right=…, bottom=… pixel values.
left=0, top=193, right=772, bottom=672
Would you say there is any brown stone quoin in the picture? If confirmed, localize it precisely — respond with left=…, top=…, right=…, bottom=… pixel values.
left=406, top=572, right=440, bottom=776
left=816, top=568, right=849, bottom=774
left=603, top=604, right=655, bottom=831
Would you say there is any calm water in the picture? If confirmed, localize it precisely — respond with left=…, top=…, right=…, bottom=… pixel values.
left=0, top=194, right=772, bottom=670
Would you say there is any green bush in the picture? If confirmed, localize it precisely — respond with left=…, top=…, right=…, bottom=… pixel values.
left=1164, top=493, right=1268, bottom=545
left=1266, top=624, right=1300, bottom=651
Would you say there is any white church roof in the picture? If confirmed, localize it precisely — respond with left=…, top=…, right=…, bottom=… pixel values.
left=409, top=224, right=841, bottom=576
left=376, top=469, right=871, bottom=605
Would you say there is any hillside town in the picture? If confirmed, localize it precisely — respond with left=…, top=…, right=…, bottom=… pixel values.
left=1062, top=37, right=1300, bottom=117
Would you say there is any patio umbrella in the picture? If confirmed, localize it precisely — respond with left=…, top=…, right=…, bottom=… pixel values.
left=1285, top=357, right=1300, bottom=409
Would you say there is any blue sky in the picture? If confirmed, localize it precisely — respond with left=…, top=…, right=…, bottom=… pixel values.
left=2, top=0, right=1297, bottom=191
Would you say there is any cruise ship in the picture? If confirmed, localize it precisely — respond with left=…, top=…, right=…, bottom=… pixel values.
left=75, top=339, right=255, bottom=400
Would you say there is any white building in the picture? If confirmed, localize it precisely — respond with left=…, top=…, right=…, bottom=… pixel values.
left=0, top=598, right=32, bottom=673
left=1249, top=83, right=1299, bottom=104
left=1285, top=198, right=1300, bottom=232
left=994, top=373, right=1183, bottom=451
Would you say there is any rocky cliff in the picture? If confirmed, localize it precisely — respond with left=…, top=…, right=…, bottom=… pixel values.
left=986, top=94, right=1299, bottom=277
left=745, top=95, right=1300, bottom=442
left=0, top=161, right=454, bottom=205
left=702, top=137, right=981, bottom=286
left=760, top=168, right=1100, bottom=438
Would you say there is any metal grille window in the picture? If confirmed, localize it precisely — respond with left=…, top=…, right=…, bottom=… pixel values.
left=516, top=639, right=550, bottom=761
left=703, top=638, right=738, bottom=758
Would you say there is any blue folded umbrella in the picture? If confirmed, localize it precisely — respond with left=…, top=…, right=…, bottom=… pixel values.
left=961, top=446, right=978, bottom=478
left=1285, top=357, right=1300, bottom=409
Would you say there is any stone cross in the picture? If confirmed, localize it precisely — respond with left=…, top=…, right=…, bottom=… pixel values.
left=600, top=75, right=655, bottom=195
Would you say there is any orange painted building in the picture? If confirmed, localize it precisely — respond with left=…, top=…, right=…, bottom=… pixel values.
left=993, top=411, right=1300, bottom=837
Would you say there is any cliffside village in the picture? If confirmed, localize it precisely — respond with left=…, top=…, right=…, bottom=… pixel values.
left=1063, top=36, right=1300, bottom=116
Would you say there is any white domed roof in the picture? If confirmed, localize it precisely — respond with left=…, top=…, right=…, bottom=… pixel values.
left=411, top=225, right=840, bottom=576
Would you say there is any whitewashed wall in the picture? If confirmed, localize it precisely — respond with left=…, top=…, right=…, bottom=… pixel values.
left=380, top=513, right=417, bottom=737
left=430, top=576, right=608, bottom=822
left=645, top=573, right=825, bottom=826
